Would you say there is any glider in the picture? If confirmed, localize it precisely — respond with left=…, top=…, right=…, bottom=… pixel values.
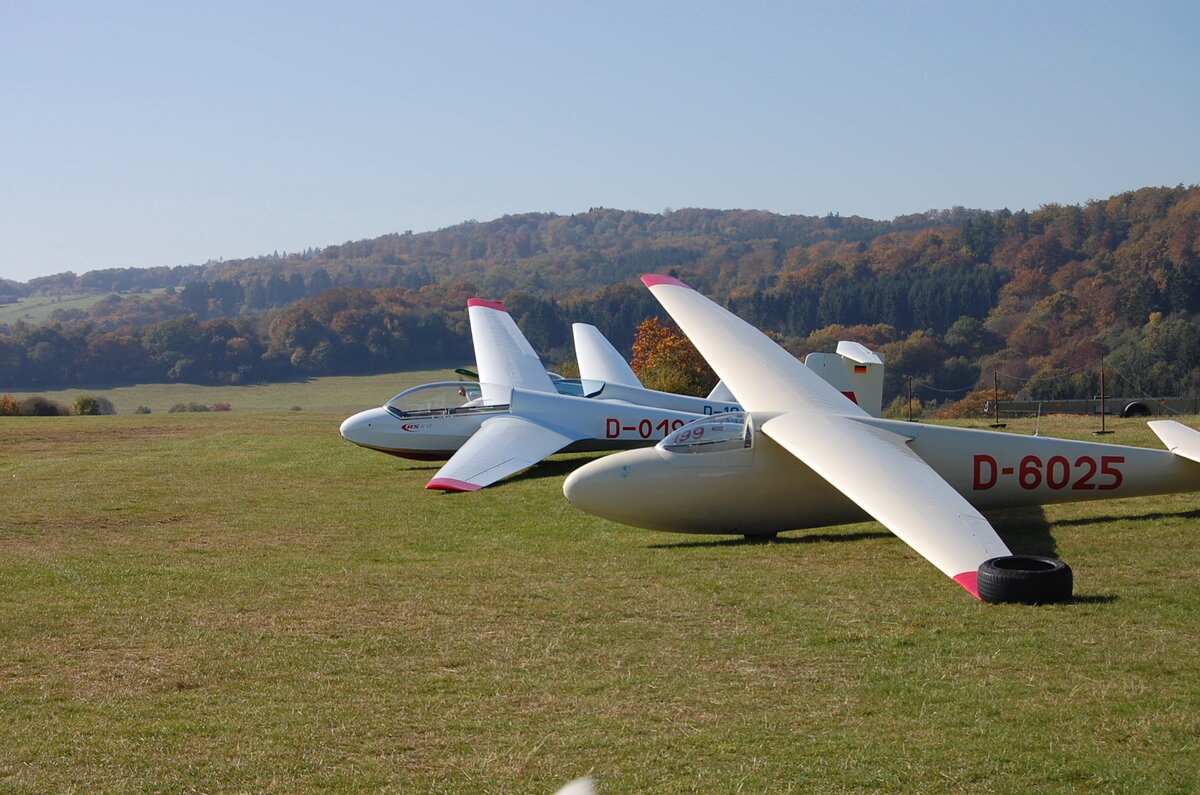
left=342, top=298, right=884, bottom=492
left=562, top=275, right=1200, bottom=602
left=340, top=299, right=742, bottom=491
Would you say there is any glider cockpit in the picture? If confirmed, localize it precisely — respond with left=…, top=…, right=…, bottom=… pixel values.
left=659, top=411, right=753, bottom=455
left=382, top=379, right=609, bottom=420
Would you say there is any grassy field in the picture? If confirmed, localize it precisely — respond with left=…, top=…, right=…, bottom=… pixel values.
left=3, top=369, right=459, bottom=415
left=0, top=292, right=147, bottom=327
left=1, top=405, right=1198, bottom=792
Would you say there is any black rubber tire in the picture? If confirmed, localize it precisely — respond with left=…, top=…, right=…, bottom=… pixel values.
left=977, top=555, right=1073, bottom=604
left=1122, top=402, right=1151, bottom=418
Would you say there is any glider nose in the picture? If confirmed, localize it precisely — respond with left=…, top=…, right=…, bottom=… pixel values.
left=339, top=406, right=391, bottom=447
left=563, top=448, right=666, bottom=528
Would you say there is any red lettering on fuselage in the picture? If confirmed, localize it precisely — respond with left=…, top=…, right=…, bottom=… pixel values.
left=604, top=418, right=688, bottom=439
left=971, top=454, right=1124, bottom=491
left=973, top=455, right=998, bottom=490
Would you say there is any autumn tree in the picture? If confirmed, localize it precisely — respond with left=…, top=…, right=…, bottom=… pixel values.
left=630, top=317, right=717, bottom=396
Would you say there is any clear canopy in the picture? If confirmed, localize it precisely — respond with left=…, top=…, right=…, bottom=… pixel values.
left=659, top=412, right=751, bottom=454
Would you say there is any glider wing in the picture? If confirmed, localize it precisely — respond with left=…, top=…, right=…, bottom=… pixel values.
left=426, top=415, right=581, bottom=492
left=640, top=274, right=1011, bottom=596
left=760, top=412, right=1011, bottom=594
left=468, top=299, right=557, bottom=402
left=572, top=323, right=643, bottom=387
left=640, top=275, right=865, bottom=415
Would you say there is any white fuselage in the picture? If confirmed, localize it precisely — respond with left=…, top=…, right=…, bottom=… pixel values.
left=563, top=414, right=1200, bottom=535
left=340, top=379, right=741, bottom=459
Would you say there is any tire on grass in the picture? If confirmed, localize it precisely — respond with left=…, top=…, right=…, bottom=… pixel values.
left=977, top=555, right=1073, bottom=604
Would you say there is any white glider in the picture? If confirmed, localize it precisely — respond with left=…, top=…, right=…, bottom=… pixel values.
left=340, top=299, right=744, bottom=491
left=563, top=275, right=1200, bottom=602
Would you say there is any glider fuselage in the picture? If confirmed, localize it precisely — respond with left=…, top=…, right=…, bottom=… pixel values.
left=339, top=379, right=741, bottom=460
left=563, top=413, right=1200, bottom=536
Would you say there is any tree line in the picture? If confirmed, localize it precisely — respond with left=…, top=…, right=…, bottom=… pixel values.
left=3, top=187, right=1199, bottom=409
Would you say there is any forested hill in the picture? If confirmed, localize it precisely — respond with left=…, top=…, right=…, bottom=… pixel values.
left=2, top=206, right=957, bottom=301
left=3, top=185, right=1199, bottom=409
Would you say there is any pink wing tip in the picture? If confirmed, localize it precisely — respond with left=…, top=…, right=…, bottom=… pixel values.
left=640, top=274, right=690, bottom=289
left=426, top=477, right=482, bottom=492
left=953, top=571, right=982, bottom=600
left=467, top=298, right=505, bottom=311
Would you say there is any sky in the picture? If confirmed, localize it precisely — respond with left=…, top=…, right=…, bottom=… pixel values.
left=2, top=1, right=1198, bottom=283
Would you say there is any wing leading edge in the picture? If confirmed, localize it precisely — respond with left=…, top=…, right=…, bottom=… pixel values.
left=640, top=275, right=865, bottom=415
left=760, top=412, right=1010, bottom=595
left=426, top=415, right=581, bottom=491
left=639, top=274, right=1010, bottom=597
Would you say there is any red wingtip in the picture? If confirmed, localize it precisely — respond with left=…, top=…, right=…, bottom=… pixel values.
left=467, top=298, right=505, bottom=311
left=640, top=274, right=690, bottom=289
left=953, top=571, right=982, bottom=600
left=426, top=477, right=482, bottom=492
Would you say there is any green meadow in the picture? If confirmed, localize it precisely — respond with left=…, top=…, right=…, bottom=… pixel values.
left=1, top=395, right=1198, bottom=792
left=0, top=292, right=157, bottom=327
left=4, top=369, right=458, bottom=415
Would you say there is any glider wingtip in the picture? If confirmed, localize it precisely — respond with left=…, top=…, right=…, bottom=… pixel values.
left=426, top=477, right=482, bottom=492
left=467, top=298, right=505, bottom=311
left=640, top=273, right=690, bottom=289
left=953, top=570, right=983, bottom=600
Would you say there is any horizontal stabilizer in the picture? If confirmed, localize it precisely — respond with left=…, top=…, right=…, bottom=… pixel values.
left=1149, top=420, right=1200, bottom=464
left=835, top=340, right=883, bottom=365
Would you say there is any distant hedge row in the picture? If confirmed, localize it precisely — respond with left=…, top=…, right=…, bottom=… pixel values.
left=0, top=394, right=233, bottom=416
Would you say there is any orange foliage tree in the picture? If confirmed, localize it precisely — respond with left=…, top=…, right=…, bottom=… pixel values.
left=630, top=317, right=718, bottom=396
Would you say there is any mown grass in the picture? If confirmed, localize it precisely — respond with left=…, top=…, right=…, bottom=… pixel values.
left=1, top=409, right=1197, bottom=792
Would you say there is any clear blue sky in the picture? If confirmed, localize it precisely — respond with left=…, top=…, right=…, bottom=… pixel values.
left=2, top=0, right=1197, bottom=283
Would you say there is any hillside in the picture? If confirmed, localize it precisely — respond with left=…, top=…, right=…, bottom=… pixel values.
left=3, top=186, right=1199, bottom=408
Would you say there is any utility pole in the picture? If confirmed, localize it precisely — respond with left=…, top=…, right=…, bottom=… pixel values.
left=989, top=370, right=1006, bottom=428
left=1094, top=359, right=1113, bottom=435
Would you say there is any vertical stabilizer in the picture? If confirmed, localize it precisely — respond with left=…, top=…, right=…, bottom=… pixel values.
left=572, top=323, right=643, bottom=387
left=804, top=341, right=885, bottom=417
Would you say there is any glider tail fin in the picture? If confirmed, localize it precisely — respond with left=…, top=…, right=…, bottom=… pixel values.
left=803, top=342, right=885, bottom=417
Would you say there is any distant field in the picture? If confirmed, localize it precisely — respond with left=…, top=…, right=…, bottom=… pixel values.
left=1, top=411, right=1198, bottom=792
left=3, top=369, right=460, bottom=415
left=0, top=291, right=160, bottom=326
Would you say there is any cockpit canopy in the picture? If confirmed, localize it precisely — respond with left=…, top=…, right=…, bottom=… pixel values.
left=383, top=378, right=609, bottom=419
left=659, top=411, right=752, bottom=454
left=385, top=382, right=492, bottom=417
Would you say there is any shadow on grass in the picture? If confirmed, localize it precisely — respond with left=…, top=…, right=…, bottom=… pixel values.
left=984, top=505, right=1059, bottom=557
left=1049, top=507, right=1200, bottom=528
left=649, top=530, right=893, bottom=550
left=419, top=455, right=606, bottom=491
